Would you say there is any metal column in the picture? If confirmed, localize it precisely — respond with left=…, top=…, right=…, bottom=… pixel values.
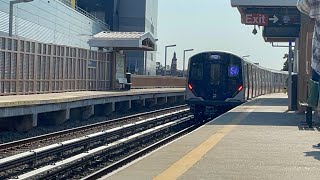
left=288, top=42, right=293, bottom=110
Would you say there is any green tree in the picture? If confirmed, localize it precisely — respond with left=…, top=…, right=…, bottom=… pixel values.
left=282, top=54, right=289, bottom=71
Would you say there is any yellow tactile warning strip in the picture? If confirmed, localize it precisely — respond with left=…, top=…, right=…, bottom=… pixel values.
left=153, top=105, right=255, bottom=180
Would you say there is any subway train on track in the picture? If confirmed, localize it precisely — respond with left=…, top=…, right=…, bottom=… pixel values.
left=186, top=51, right=288, bottom=118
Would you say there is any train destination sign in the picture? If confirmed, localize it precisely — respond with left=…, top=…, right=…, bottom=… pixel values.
left=244, top=14, right=300, bottom=26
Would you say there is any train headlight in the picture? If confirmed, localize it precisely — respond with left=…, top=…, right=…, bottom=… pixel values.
left=238, top=85, right=243, bottom=91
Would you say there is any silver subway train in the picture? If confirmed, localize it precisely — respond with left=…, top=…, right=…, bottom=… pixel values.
left=186, top=51, right=288, bottom=118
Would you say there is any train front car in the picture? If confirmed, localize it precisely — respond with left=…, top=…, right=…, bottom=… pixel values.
left=186, top=51, right=245, bottom=118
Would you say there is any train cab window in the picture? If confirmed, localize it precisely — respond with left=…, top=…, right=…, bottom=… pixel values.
left=210, top=64, right=220, bottom=85
left=190, top=62, right=203, bottom=81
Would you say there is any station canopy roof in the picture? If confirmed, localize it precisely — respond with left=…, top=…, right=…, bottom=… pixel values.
left=88, top=31, right=156, bottom=51
left=231, top=0, right=301, bottom=42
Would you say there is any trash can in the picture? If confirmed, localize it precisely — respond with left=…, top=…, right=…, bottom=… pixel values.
left=125, top=72, right=132, bottom=90
left=307, top=79, right=319, bottom=107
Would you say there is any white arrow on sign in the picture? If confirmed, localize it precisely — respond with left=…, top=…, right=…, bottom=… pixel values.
left=269, top=15, right=279, bottom=23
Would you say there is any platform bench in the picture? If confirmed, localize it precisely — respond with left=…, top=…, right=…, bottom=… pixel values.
left=117, top=78, right=132, bottom=90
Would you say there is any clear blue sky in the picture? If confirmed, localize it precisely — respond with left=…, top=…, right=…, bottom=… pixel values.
left=156, top=0, right=288, bottom=71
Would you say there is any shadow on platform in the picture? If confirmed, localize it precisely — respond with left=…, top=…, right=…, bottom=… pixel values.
left=208, top=111, right=320, bottom=131
left=305, top=148, right=320, bottom=161
left=245, top=98, right=289, bottom=106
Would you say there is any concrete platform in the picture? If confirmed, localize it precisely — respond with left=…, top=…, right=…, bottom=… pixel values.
left=104, top=93, right=320, bottom=180
left=0, top=88, right=185, bottom=132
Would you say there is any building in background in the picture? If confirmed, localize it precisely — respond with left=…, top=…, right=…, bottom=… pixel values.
left=0, top=0, right=108, bottom=49
left=171, top=52, right=177, bottom=76
left=77, top=0, right=158, bottom=75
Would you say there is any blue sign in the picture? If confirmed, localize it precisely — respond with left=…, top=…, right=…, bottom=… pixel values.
left=229, top=65, right=239, bottom=77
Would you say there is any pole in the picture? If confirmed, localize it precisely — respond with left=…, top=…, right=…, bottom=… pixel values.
left=144, top=51, right=147, bottom=75
left=164, top=47, right=167, bottom=76
left=183, top=51, right=186, bottom=77
left=288, top=42, right=293, bottom=110
left=183, top=49, right=194, bottom=77
left=9, top=1, right=14, bottom=37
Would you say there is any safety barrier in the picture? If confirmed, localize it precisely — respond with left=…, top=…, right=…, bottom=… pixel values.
left=0, top=36, right=111, bottom=95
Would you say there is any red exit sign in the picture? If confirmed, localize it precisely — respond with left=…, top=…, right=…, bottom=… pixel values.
left=244, top=14, right=269, bottom=26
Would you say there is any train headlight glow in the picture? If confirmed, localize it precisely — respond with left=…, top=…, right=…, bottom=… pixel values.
left=238, top=85, right=243, bottom=91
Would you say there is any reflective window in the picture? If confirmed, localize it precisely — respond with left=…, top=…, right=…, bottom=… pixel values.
left=211, top=64, right=220, bottom=85
left=190, top=62, right=203, bottom=81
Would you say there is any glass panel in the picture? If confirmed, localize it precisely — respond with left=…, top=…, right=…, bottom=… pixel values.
left=189, top=62, right=203, bottom=81
left=210, top=64, right=220, bottom=85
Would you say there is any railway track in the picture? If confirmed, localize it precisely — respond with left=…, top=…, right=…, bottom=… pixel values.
left=0, top=105, right=192, bottom=179
left=11, top=115, right=197, bottom=180
left=0, top=105, right=188, bottom=158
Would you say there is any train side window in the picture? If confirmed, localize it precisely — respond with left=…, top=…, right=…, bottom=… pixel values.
left=190, top=62, right=203, bottom=81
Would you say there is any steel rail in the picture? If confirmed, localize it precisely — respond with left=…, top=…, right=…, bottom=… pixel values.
left=82, top=117, right=199, bottom=180
left=0, top=108, right=189, bottom=176
left=13, top=116, right=194, bottom=180
left=0, top=105, right=187, bottom=151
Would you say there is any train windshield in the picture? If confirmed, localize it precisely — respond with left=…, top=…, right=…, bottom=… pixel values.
left=189, top=62, right=203, bottom=81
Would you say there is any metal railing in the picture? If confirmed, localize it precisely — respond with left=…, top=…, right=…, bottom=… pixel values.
left=58, top=0, right=110, bottom=30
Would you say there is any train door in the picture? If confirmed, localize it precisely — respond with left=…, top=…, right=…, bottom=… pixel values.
left=266, top=72, right=269, bottom=94
left=264, top=71, right=266, bottom=94
left=269, top=72, right=273, bottom=93
left=246, top=64, right=250, bottom=100
left=257, top=68, right=261, bottom=96
left=251, top=65, right=254, bottom=99
left=254, top=67, right=257, bottom=97
left=276, top=74, right=279, bottom=93
left=254, top=66, right=257, bottom=97
left=271, top=73, right=276, bottom=93
left=262, top=71, right=265, bottom=95
left=278, top=74, right=281, bottom=92
left=266, top=71, right=269, bottom=94
left=248, top=65, right=253, bottom=99
left=243, top=63, right=248, bottom=100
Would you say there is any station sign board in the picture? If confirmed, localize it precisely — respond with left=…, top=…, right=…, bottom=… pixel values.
left=263, top=26, right=300, bottom=42
left=243, top=14, right=300, bottom=26
left=244, top=14, right=269, bottom=26
left=88, top=60, right=97, bottom=69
